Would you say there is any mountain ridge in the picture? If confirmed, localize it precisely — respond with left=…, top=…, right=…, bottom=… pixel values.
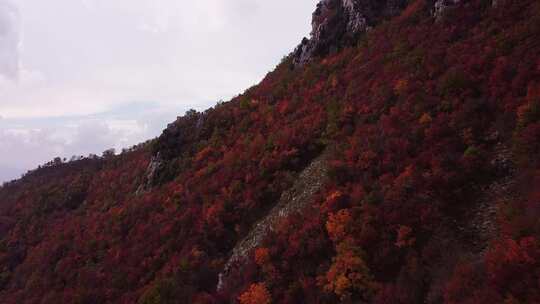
left=1, top=0, right=540, bottom=303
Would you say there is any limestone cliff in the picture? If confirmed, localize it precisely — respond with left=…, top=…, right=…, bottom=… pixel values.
left=292, top=0, right=410, bottom=66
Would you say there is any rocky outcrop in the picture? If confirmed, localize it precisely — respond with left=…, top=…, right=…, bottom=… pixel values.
left=424, top=141, right=516, bottom=302
left=343, top=0, right=368, bottom=33
left=439, top=141, right=515, bottom=256
left=217, top=149, right=332, bottom=291
left=432, top=0, right=461, bottom=20
left=468, top=142, right=515, bottom=254
left=293, top=0, right=481, bottom=66
left=138, top=110, right=209, bottom=191
left=135, top=152, right=163, bottom=195
left=155, top=110, right=207, bottom=160
left=292, top=0, right=409, bottom=66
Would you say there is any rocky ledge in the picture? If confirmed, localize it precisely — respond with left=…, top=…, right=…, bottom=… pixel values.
left=292, top=0, right=499, bottom=66
left=292, top=0, right=409, bottom=66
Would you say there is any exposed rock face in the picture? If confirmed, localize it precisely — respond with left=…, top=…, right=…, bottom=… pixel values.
left=423, top=142, right=516, bottom=302
left=135, top=152, right=163, bottom=195
left=217, top=149, right=332, bottom=292
left=469, top=143, right=515, bottom=254
left=432, top=0, right=461, bottom=20
left=292, top=0, right=409, bottom=66
left=140, top=111, right=209, bottom=190
left=343, top=0, right=367, bottom=33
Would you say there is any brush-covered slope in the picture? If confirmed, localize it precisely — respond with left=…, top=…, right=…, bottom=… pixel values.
left=1, top=0, right=540, bottom=303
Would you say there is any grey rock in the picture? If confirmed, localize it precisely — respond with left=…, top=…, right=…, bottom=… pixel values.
left=292, top=0, right=409, bottom=67
left=432, top=0, right=461, bottom=20
left=135, top=152, right=163, bottom=195
left=217, top=149, right=332, bottom=291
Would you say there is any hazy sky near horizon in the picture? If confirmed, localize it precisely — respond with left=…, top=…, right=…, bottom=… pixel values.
left=0, top=0, right=318, bottom=183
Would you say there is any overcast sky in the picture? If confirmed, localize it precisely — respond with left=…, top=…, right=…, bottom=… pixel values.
left=0, top=0, right=317, bottom=183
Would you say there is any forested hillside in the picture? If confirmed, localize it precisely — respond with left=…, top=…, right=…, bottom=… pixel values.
left=1, top=0, right=540, bottom=303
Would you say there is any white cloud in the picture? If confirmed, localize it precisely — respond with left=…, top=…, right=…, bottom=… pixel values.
left=0, top=0, right=318, bottom=182
left=0, top=0, right=20, bottom=80
left=0, top=0, right=316, bottom=117
left=0, top=102, right=187, bottom=182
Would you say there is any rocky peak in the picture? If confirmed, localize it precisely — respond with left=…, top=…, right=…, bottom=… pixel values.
left=292, top=0, right=409, bottom=66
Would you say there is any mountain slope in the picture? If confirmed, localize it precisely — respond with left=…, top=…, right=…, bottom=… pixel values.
left=1, top=0, right=540, bottom=303
left=217, top=147, right=332, bottom=293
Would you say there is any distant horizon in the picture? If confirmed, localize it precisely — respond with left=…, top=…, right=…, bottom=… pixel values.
left=0, top=0, right=318, bottom=183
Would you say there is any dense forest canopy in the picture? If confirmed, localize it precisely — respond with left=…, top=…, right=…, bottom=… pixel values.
left=1, top=0, right=540, bottom=303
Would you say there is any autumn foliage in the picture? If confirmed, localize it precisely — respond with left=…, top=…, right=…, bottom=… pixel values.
left=1, top=0, right=540, bottom=303
left=238, top=283, right=271, bottom=304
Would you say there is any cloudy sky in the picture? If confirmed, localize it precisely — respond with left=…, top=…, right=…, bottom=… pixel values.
left=0, top=0, right=317, bottom=183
